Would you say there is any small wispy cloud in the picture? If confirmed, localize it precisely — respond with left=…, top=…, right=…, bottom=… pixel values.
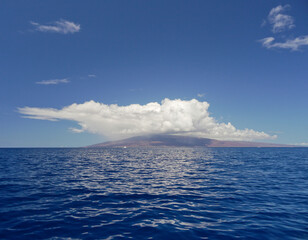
left=30, top=19, right=80, bottom=34
left=260, top=5, right=308, bottom=51
left=260, top=36, right=308, bottom=51
left=129, top=88, right=143, bottom=92
left=261, top=19, right=267, bottom=28
left=88, top=74, right=96, bottom=78
left=268, top=5, right=295, bottom=33
left=69, top=127, right=85, bottom=133
left=36, top=78, right=69, bottom=85
left=197, top=93, right=205, bottom=98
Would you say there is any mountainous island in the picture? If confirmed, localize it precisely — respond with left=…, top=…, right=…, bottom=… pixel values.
left=86, top=134, right=295, bottom=148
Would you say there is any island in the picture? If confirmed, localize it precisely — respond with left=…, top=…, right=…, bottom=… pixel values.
left=86, top=134, right=295, bottom=148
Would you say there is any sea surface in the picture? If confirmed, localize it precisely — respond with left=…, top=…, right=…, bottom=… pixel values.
left=0, top=148, right=307, bottom=240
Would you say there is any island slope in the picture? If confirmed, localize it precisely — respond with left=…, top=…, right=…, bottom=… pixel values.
left=86, top=134, right=295, bottom=148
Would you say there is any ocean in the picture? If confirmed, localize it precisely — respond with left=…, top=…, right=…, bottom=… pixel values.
left=0, top=148, right=307, bottom=239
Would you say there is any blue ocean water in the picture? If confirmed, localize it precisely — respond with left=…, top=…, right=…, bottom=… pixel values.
left=0, top=148, right=307, bottom=240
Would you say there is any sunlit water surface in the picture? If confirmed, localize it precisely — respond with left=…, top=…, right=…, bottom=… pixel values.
left=0, top=148, right=307, bottom=239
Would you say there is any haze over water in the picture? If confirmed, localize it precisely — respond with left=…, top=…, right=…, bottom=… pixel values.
left=1, top=148, right=307, bottom=239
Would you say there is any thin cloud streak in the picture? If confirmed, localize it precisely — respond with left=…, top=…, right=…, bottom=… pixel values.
left=69, top=127, right=85, bottom=133
left=18, top=98, right=277, bottom=141
left=260, top=36, right=308, bottom=51
left=294, top=142, right=308, bottom=146
left=36, top=78, right=70, bottom=85
left=30, top=19, right=80, bottom=34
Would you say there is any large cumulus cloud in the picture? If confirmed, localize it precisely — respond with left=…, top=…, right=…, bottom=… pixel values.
left=18, top=98, right=276, bottom=141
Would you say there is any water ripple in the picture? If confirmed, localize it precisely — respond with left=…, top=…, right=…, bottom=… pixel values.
left=0, top=147, right=307, bottom=239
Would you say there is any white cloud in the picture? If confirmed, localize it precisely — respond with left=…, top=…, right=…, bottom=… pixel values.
left=69, top=127, right=85, bottom=133
left=268, top=5, right=295, bottom=33
left=18, top=98, right=276, bottom=141
left=197, top=93, right=205, bottom=98
left=30, top=19, right=80, bottom=34
left=260, top=5, right=308, bottom=51
left=295, top=142, right=308, bottom=146
left=260, top=36, right=308, bottom=51
left=88, top=74, right=96, bottom=78
left=36, top=78, right=69, bottom=85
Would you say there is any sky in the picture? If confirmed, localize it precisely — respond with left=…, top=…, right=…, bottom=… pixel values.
left=1, top=0, right=308, bottom=147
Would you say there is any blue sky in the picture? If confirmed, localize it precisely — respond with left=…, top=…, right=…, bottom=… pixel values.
left=1, top=0, right=308, bottom=147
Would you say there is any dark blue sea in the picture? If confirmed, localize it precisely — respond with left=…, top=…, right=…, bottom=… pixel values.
left=0, top=148, right=307, bottom=239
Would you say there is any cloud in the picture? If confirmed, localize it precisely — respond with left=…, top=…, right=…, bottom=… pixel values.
left=260, top=36, right=308, bottom=51
left=260, top=5, right=308, bottom=51
left=36, top=78, right=69, bottom=85
left=295, top=142, right=308, bottom=146
left=30, top=19, right=80, bottom=34
left=18, top=98, right=276, bottom=141
left=197, top=93, right=205, bottom=98
left=261, top=19, right=267, bottom=28
left=88, top=74, right=96, bottom=78
left=69, top=127, right=85, bottom=133
left=268, top=5, right=295, bottom=33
